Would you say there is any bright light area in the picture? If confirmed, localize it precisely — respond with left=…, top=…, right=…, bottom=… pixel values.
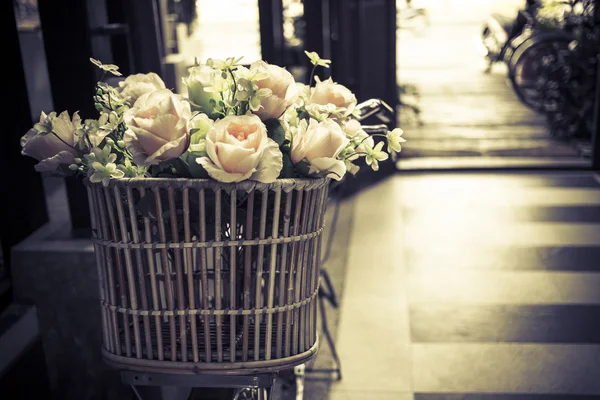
left=178, top=0, right=262, bottom=65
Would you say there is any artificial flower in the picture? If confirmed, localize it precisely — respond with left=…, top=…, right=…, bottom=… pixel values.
left=183, top=64, right=227, bottom=116
left=306, top=78, right=357, bottom=119
left=250, top=61, right=298, bottom=120
left=364, top=142, right=389, bottom=171
left=21, top=111, right=81, bottom=172
left=304, top=51, right=332, bottom=68
left=196, top=114, right=282, bottom=183
left=123, top=89, right=191, bottom=166
left=291, top=118, right=349, bottom=180
left=118, top=72, right=166, bottom=105
left=387, top=128, right=406, bottom=153
left=90, top=58, right=122, bottom=76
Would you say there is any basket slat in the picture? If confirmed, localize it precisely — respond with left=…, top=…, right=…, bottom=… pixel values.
left=214, top=189, right=223, bottom=362
left=198, top=189, right=212, bottom=362
left=229, top=189, right=237, bottom=362
left=264, top=188, right=282, bottom=360
left=126, top=187, right=154, bottom=360
left=286, top=189, right=304, bottom=357
left=113, top=186, right=143, bottom=359
left=242, top=191, right=255, bottom=362
left=154, top=187, right=177, bottom=361
left=96, top=185, right=122, bottom=356
left=254, top=190, right=269, bottom=361
left=276, top=191, right=293, bottom=359
left=182, top=188, right=199, bottom=362
left=167, top=187, right=188, bottom=362
left=140, top=187, right=164, bottom=360
left=87, top=186, right=112, bottom=353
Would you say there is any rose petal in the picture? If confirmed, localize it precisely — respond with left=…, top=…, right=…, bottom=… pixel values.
left=123, top=129, right=150, bottom=166
left=215, top=142, right=258, bottom=174
left=197, top=157, right=255, bottom=183
left=34, top=151, right=76, bottom=172
left=145, top=133, right=188, bottom=165
left=309, top=157, right=347, bottom=181
left=251, top=139, right=283, bottom=183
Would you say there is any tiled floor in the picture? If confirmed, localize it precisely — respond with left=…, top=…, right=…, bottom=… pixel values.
left=328, top=171, right=600, bottom=399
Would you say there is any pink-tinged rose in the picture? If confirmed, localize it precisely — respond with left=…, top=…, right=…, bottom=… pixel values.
left=197, top=114, right=283, bottom=183
left=291, top=118, right=349, bottom=181
left=20, top=111, right=80, bottom=172
left=308, top=78, right=357, bottom=119
left=252, top=61, right=298, bottom=120
left=123, top=89, right=191, bottom=166
left=118, top=72, right=166, bottom=105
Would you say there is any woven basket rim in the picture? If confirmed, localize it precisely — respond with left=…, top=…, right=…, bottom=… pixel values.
left=84, top=177, right=330, bottom=191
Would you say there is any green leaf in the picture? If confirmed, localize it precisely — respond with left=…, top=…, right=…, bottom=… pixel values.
left=279, top=153, right=295, bottom=179
left=264, top=118, right=286, bottom=146
left=294, top=159, right=312, bottom=177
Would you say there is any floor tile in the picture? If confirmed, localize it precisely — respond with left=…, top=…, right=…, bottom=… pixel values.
left=406, top=246, right=600, bottom=272
left=331, top=181, right=412, bottom=393
left=395, top=173, right=600, bottom=189
left=404, top=223, right=600, bottom=248
left=410, top=304, right=600, bottom=343
left=397, top=185, right=600, bottom=207
left=408, top=271, right=562, bottom=304
left=412, top=344, right=600, bottom=394
left=549, top=273, right=600, bottom=304
left=414, top=394, right=600, bottom=400
left=403, top=206, right=600, bottom=224
left=329, top=390, right=413, bottom=400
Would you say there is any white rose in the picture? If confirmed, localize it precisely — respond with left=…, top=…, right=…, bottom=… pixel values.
left=123, top=89, right=191, bottom=166
left=118, top=72, right=166, bottom=105
left=21, top=111, right=80, bottom=172
left=307, top=78, right=357, bottom=119
left=251, top=61, right=298, bottom=120
left=196, top=114, right=283, bottom=183
left=291, top=118, right=349, bottom=181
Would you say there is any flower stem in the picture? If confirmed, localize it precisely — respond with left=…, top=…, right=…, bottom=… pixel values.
left=356, top=133, right=387, bottom=148
left=228, top=68, right=238, bottom=110
left=344, top=151, right=367, bottom=160
left=309, top=64, right=318, bottom=87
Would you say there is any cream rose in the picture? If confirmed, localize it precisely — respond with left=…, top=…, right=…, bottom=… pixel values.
left=123, top=89, right=191, bottom=166
left=291, top=118, right=349, bottom=181
left=307, top=78, right=357, bottom=119
left=251, top=61, right=298, bottom=120
left=196, top=114, right=282, bottom=183
left=21, top=111, right=80, bottom=172
left=118, top=72, right=166, bottom=105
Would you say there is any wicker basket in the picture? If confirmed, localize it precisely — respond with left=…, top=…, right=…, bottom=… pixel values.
left=84, top=177, right=330, bottom=374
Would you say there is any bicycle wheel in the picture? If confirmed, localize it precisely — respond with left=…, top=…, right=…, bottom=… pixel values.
left=506, top=29, right=573, bottom=112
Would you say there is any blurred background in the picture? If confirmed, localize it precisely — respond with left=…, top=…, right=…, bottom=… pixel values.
left=2, top=0, right=600, bottom=399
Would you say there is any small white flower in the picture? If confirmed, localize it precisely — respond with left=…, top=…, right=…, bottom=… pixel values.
left=89, top=162, right=125, bottom=186
left=206, top=56, right=244, bottom=71
left=364, top=142, right=389, bottom=171
left=90, top=58, right=122, bottom=76
left=387, top=128, right=406, bottom=153
left=304, top=51, right=331, bottom=68
left=117, top=158, right=147, bottom=178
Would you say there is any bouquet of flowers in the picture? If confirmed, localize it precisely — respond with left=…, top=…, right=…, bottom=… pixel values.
left=21, top=51, right=405, bottom=185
